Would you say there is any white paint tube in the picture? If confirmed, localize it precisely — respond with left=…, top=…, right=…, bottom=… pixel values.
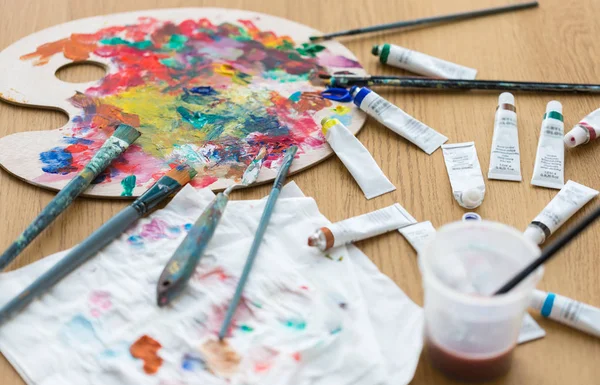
left=524, top=180, right=598, bottom=244
left=488, top=92, right=522, bottom=181
left=531, top=101, right=565, bottom=189
left=351, top=87, right=448, bottom=154
left=371, top=43, right=477, bottom=80
left=564, top=108, right=600, bottom=148
left=441, top=142, right=486, bottom=209
left=531, top=289, right=600, bottom=339
left=308, top=204, right=416, bottom=251
left=398, top=221, right=436, bottom=254
left=321, top=117, right=395, bottom=199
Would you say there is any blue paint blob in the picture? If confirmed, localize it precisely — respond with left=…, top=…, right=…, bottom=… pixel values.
left=288, top=91, right=302, bottom=102
left=184, top=223, right=192, bottom=231
left=128, top=235, right=143, bottom=246
left=181, top=353, right=205, bottom=371
left=60, top=315, right=100, bottom=347
left=39, top=147, right=76, bottom=174
left=168, top=226, right=182, bottom=234
left=63, top=137, right=94, bottom=145
left=189, top=86, right=217, bottom=96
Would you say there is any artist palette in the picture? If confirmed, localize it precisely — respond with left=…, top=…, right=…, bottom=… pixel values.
left=0, top=8, right=366, bottom=197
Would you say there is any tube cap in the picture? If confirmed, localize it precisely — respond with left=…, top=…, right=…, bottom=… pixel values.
left=352, top=87, right=372, bottom=108
left=546, top=100, right=562, bottom=114
left=564, top=126, right=589, bottom=148
left=498, top=92, right=515, bottom=106
left=462, top=212, right=482, bottom=221
left=524, top=226, right=545, bottom=245
left=461, top=188, right=483, bottom=208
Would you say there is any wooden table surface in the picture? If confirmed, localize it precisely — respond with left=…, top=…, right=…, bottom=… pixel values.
left=1, top=0, right=599, bottom=383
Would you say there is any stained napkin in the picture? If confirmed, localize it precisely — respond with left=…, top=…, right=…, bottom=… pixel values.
left=0, top=182, right=423, bottom=385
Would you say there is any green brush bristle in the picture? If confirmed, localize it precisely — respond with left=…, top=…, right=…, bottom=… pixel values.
left=113, top=124, right=141, bottom=144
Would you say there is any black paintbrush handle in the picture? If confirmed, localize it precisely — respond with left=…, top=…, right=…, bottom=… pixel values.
left=494, top=204, right=600, bottom=295
left=311, top=1, right=538, bottom=41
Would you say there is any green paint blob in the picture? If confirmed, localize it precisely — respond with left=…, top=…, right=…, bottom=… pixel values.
left=120, top=175, right=136, bottom=196
left=284, top=319, right=307, bottom=330
left=296, top=43, right=326, bottom=57
left=239, top=325, right=254, bottom=332
left=100, top=37, right=152, bottom=50
left=166, top=34, right=188, bottom=50
left=160, top=57, right=184, bottom=69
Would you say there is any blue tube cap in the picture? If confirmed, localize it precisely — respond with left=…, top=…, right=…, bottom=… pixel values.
left=352, top=86, right=372, bottom=108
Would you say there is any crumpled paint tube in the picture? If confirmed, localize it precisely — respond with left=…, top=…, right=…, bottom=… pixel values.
left=321, top=117, right=395, bottom=199
left=442, top=142, right=486, bottom=209
left=531, top=101, right=564, bottom=189
left=372, top=43, right=477, bottom=80
left=488, top=92, right=522, bottom=181
left=524, top=180, right=598, bottom=244
left=564, top=107, right=600, bottom=148
left=351, top=86, right=448, bottom=154
left=308, top=203, right=416, bottom=251
left=398, top=221, right=436, bottom=255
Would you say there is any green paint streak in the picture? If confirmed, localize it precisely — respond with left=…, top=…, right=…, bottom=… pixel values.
left=166, top=34, right=188, bottom=50
left=324, top=254, right=334, bottom=260
left=284, top=319, right=306, bottom=330
left=296, top=43, right=326, bottom=57
left=331, top=326, right=342, bottom=335
left=337, top=256, right=343, bottom=262
left=100, top=37, right=152, bottom=50
left=120, top=175, right=136, bottom=197
left=160, top=57, right=184, bottom=69
left=239, top=325, right=254, bottom=332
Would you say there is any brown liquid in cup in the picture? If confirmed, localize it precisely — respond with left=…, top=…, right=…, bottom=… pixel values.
left=426, top=338, right=515, bottom=382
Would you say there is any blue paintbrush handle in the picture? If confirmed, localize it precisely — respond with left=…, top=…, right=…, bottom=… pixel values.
left=0, top=206, right=140, bottom=325
left=156, top=193, right=229, bottom=306
left=218, top=145, right=297, bottom=339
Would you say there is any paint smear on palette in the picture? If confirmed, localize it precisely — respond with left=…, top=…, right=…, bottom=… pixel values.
left=130, top=335, right=164, bottom=375
left=199, top=339, right=241, bottom=378
left=21, top=17, right=361, bottom=190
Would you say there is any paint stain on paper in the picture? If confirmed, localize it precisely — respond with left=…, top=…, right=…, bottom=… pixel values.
left=130, top=335, right=164, bottom=375
left=60, top=315, right=100, bottom=346
left=199, top=339, right=241, bottom=378
left=181, top=353, right=205, bottom=371
left=89, top=290, right=112, bottom=318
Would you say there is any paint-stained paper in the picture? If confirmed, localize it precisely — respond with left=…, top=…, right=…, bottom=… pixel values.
left=0, top=183, right=423, bottom=385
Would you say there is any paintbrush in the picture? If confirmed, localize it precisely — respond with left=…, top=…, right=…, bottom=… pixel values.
left=0, top=124, right=141, bottom=271
left=218, top=145, right=298, bottom=340
left=309, top=2, right=538, bottom=42
left=156, top=147, right=268, bottom=306
left=494, top=204, right=600, bottom=295
left=320, top=74, right=600, bottom=94
left=0, top=164, right=196, bottom=325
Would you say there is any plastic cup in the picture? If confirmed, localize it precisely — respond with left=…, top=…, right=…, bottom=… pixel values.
left=419, top=221, right=543, bottom=382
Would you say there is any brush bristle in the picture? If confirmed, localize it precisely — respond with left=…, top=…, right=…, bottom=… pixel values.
left=165, top=164, right=197, bottom=185
left=113, top=124, right=142, bottom=144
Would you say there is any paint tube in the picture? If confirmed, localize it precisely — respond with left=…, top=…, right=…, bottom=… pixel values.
left=398, top=221, right=436, bottom=254
left=531, top=289, right=600, bottom=338
left=321, top=117, right=395, bottom=199
left=488, top=93, right=522, bottom=181
left=371, top=43, right=477, bottom=80
left=441, top=142, right=486, bottom=209
left=564, top=108, right=600, bottom=148
left=531, top=101, right=564, bottom=189
left=517, top=313, right=546, bottom=344
left=524, top=180, right=598, bottom=244
left=308, top=204, right=416, bottom=251
left=351, top=87, right=448, bottom=154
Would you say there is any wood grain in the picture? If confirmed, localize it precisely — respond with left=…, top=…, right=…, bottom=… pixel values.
left=1, top=0, right=599, bottom=384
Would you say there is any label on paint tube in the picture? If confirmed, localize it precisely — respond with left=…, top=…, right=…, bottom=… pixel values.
left=373, top=44, right=477, bottom=80
left=442, top=142, right=486, bottom=209
left=531, top=102, right=564, bottom=189
left=308, top=204, right=416, bottom=251
left=321, top=117, right=395, bottom=200
left=531, top=290, right=600, bottom=338
left=488, top=93, right=522, bottom=181
left=398, top=221, right=436, bottom=254
left=524, top=180, right=598, bottom=244
left=352, top=87, right=448, bottom=154
left=564, top=108, right=600, bottom=148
